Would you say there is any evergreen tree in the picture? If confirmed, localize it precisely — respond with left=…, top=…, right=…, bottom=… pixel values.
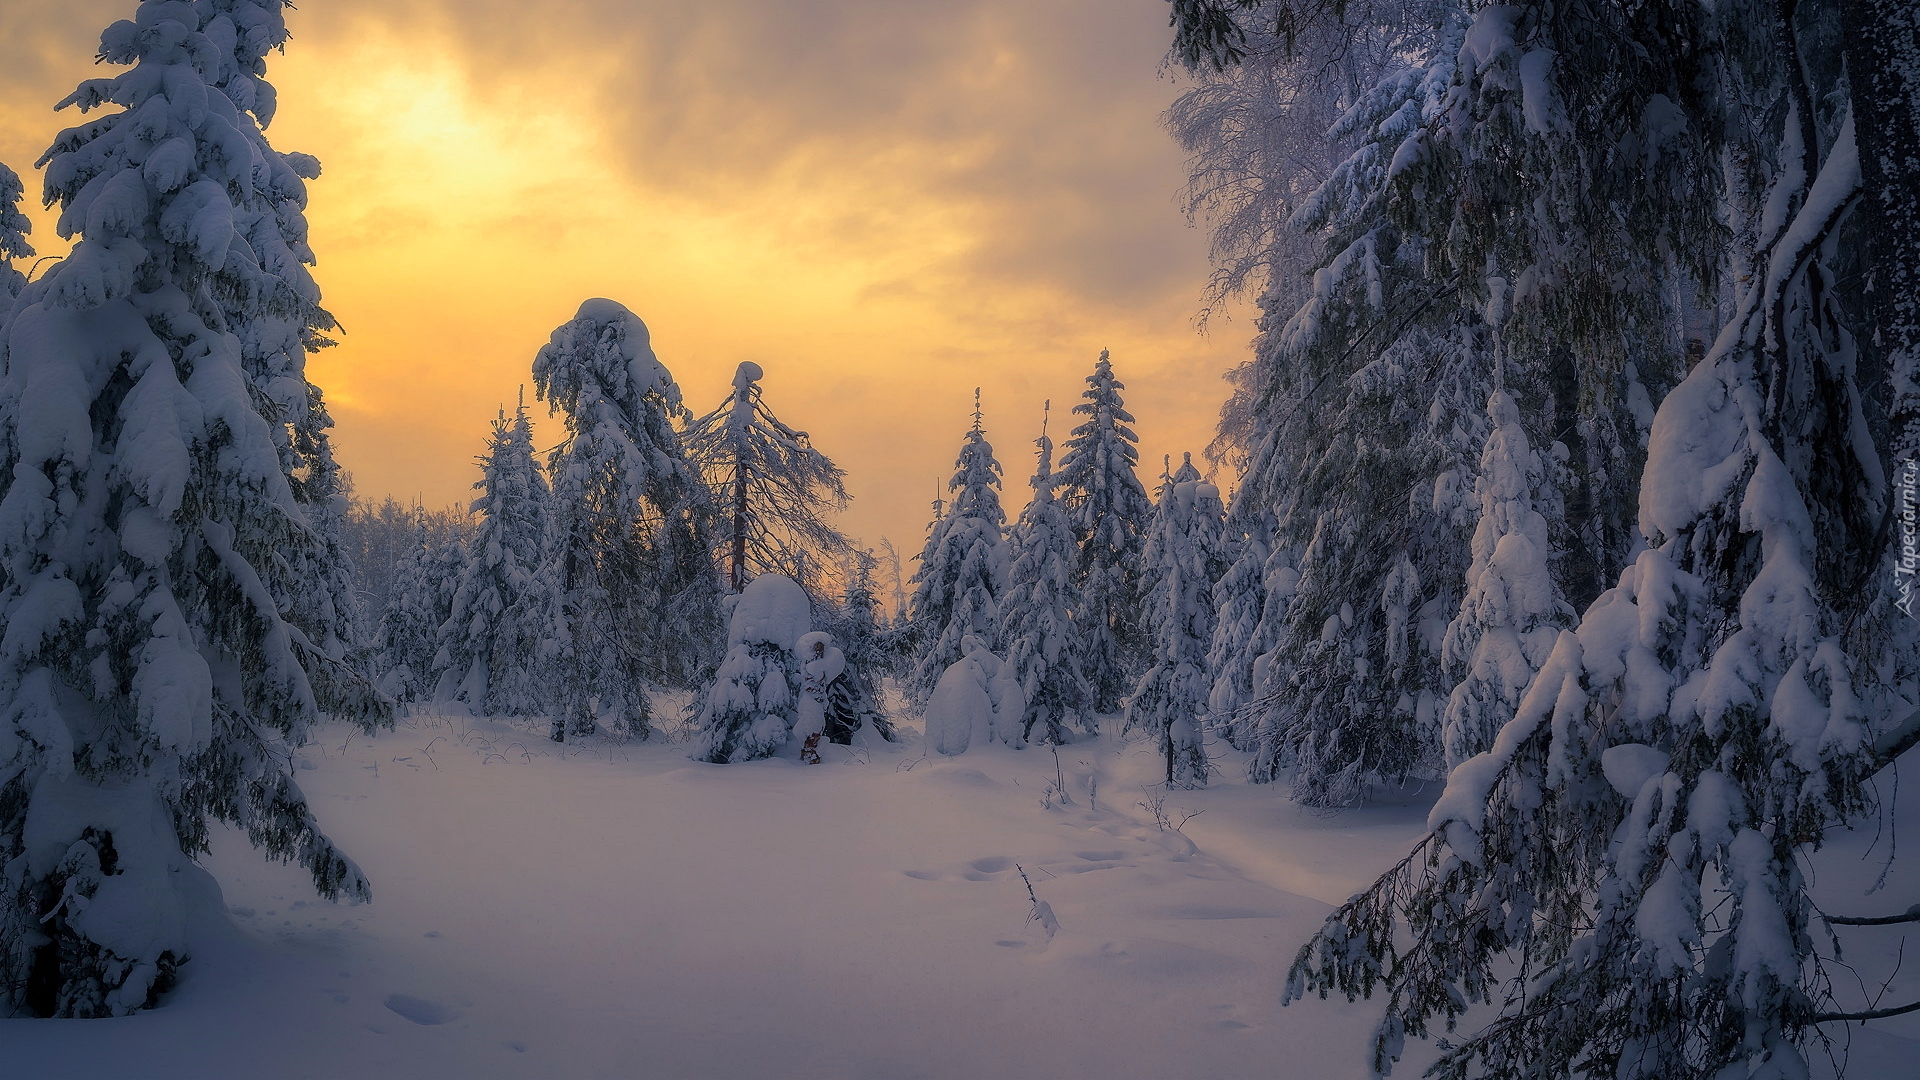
left=375, top=522, right=463, bottom=706
left=0, top=162, right=34, bottom=321
left=818, top=552, right=896, bottom=743
left=1054, top=350, right=1153, bottom=714
left=432, top=396, right=549, bottom=714
left=1165, top=0, right=1920, bottom=1073
left=532, top=298, right=715, bottom=741
left=683, top=360, right=852, bottom=597
left=286, top=397, right=358, bottom=662
left=1174, top=0, right=1684, bottom=805
left=0, top=1, right=387, bottom=1017
left=1438, top=389, right=1572, bottom=769
left=1240, top=323, right=1486, bottom=805
left=692, top=573, right=812, bottom=762
left=907, top=392, right=1009, bottom=708
left=1000, top=405, right=1092, bottom=745
left=1124, top=454, right=1231, bottom=787
left=1203, top=509, right=1296, bottom=749
left=213, top=117, right=358, bottom=667
left=340, top=496, right=467, bottom=636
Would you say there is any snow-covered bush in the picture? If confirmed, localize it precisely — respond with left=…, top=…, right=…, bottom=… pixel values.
left=923, top=635, right=1026, bottom=756
left=0, top=0, right=386, bottom=1017
left=692, top=574, right=812, bottom=762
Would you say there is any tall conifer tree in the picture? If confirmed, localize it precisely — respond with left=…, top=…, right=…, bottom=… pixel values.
left=0, top=0, right=386, bottom=1016
left=433, top=395, right=549, bottom=714
left=1169, top=0, right=1920, bottom=1072
left=1125, top=454, right=1231, bottom=787
left=0, top=163, right=34, bottom=325
left=1054, top=350, right=1153, bottom=714
left=908, top=391, right=1009, bottom=708
left=532, top=299, right=710, bottom=741
left=683, top=361, right=852, bottom=598
left=1000, top=404, right=1093, bottom=744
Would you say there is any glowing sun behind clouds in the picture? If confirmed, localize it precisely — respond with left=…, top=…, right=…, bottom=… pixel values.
left=0, top=0, right=1251, bottom=552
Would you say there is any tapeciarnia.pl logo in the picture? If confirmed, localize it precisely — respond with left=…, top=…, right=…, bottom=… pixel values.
left=1897, top=459, right=1917, bottom=617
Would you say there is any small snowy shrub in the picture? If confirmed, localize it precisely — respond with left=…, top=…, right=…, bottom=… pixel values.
left=693, top=574, right=812, bottom=762
left=923, top=635, right=1026, bottom=755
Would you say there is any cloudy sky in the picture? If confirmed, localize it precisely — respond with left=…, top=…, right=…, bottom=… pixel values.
left=0, top=0, right=1251, bottom=552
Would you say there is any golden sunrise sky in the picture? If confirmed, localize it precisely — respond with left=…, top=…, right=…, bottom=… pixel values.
left=0, top=0, right=1252, bottom=553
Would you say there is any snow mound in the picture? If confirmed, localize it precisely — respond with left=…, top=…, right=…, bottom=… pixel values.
left=924, top=636, right=1025, bottom=755
left=729, top=574, right=811, bottom=649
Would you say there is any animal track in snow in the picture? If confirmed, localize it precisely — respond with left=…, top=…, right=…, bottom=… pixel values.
left=383, top=993, right=459, bottom=1026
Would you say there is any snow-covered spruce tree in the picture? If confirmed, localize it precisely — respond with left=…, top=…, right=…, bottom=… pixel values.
left=1438, top=389, right=1573, bottom=769
left=817, top=552, right=896, bottom=743
left=1171, top=5, right=1447, bottom=759
left=692, top=573, right=811, bottom=762
left=345, top=498, right=466, bottom=643
left=1124, top=454, right=1231, bottom=787
left=279, top=392, right=358, bottom=666
left=0, top=0, right=389, bottom=1017
left=0, top=162, right=33, bottom=322
left=1178, top=0, right=1686, bottom=621
left=1238, top=322, right=1487, bottom=805
left=683, top=360, right=852, bottom=598
left=907, top=394, right=1010, bottom=709
left=1203, top=508, right=1297, bottom=750
left=1161, top=0, right=1920, bottom=1073
left=208, top=110, right=359, bottom=670
left=1180, top=0, right=1718, bottom=804
left=1000, top=406, right=1092, bottom=746
left=1054, top=351, right=1154, bottom=715
left=533, top=298, right=719, bottom=741
left=432, top=396, right=549, bottom=714
left=374, top=522, right=464, bottom=706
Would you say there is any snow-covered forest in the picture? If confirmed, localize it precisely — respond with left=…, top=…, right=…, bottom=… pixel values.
left=0, top=0, right=1917, bottom=1077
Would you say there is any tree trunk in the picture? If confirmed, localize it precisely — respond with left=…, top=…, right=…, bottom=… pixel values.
left=732, top=458, right=748, bottom=593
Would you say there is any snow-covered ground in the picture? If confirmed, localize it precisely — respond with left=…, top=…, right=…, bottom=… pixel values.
left=7, top=709, right=1917, bottom=1079
left=3, top=712, right=1430, bottom=1079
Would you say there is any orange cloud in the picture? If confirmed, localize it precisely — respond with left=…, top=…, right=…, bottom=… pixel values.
left=0, top=0, right=1252, bottom=555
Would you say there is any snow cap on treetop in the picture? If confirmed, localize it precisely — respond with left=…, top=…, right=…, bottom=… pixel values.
left=728, top=573, right=812, bottom=650
left=734, top=361, right=764, bottom=387
left=570, top=297, right=672, bottom=398
left=1487, top=389, right=1520, bottom=427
